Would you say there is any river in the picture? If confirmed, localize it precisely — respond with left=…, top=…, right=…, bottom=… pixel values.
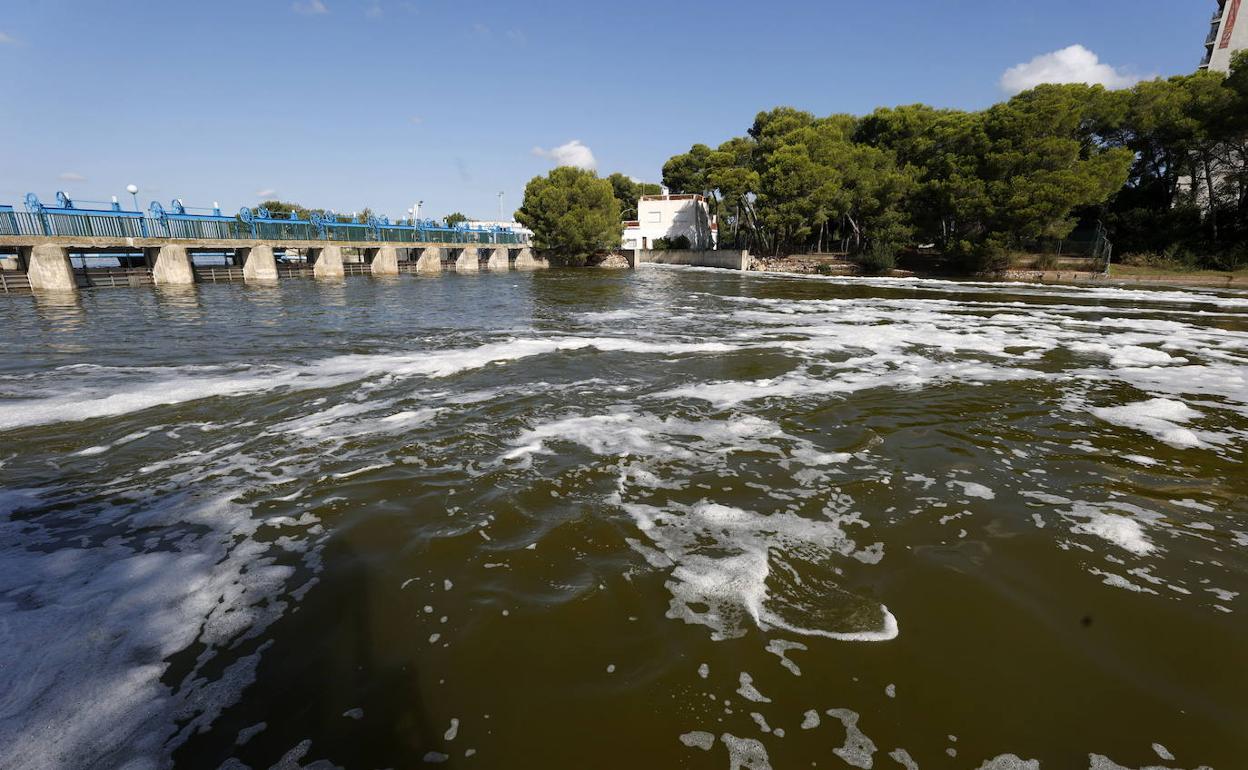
left=0, top=267, right=1244, bottom=769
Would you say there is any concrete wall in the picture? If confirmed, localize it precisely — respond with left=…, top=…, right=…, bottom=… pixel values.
left=455, top=247, right=480, bottom=272
left=632, top=249, right=749, bottom=271
left=371, top=245, right=399, bottom=276
left=25, top=245, right=77, bottom=292
left=151, top=245, right=195, bottom=286
left=312, top=245, right=345, bottom=279
left=241, top=245, right=278, bottom=282
left=415, top=247, right=443, bottom=272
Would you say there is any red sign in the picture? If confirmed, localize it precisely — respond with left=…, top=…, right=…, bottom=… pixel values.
left=1221, top=0, right=1242, bottom=49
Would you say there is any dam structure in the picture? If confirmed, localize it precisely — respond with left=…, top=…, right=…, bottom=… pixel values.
left=0, top=193, right=542, bottom=294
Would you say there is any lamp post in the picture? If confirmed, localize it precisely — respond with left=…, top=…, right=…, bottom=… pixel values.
left=126, top=184, right=140, bottom=212
left=414, top=200, right=423, bottom=222
left=497, top=191, right=504, bottom=223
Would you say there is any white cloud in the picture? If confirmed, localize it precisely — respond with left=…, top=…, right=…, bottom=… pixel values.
left=1000, top=45, right=1140, bottom=95
left=292, top=0, right=328, bottom=15
left=58, top=172, right=87, bottom=182
left=0, top=31, right=16, bottom=45
left=255, top=188, right=278, bottom=198
left=532, top=140, right=597, bottom=171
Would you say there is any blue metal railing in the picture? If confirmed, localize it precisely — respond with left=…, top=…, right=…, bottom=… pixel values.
left=0, top=205, right=18, bottom=236
left=6, top=193, right=531, bottom=246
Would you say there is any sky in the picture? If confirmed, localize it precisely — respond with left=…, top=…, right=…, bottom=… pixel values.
left=0, top=0, right=1218, bottom=222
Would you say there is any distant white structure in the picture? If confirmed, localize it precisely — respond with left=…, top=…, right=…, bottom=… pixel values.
left=466, top=219, right=534, bottom=239
left=1201, top=0, right=1247, bottom=73
left=621, top=194, right=717, bottom=250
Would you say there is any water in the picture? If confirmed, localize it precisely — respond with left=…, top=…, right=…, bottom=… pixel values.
left=0, top=268, right=1245, bottom=769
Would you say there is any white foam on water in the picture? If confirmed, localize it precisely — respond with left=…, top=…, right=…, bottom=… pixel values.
left=801, top=710, right=820, bottom=730
left=764, top=639, right=806, bottom=677
left=444, top=718, right=459, bottom=741
left=825, top=708, right=877, bottom=769
left=0, top=491, right=314, bottom=769
left=1090, top=568, right=1159, bottom=595
left=1087, top=754, right=1214, bottom=770
left=1153, top=744, right=1175, bottom=761
left=721, top=732, right=772, bottom=770
left=0, top=336, right=736, bottom=432
left=890, top=748, right=920, bottom=769
left=737, top=672, right=771, bottom=704
left=679, top=731, right=715, bottom=751
left=1091, top=399, right=1205, bottom=450
left=750, top=712, right=772, bottom=734
left=977, top=755, right=1041, bottom=770
left=620, top=499, right=897, bottom=643
left=1070, top=503, right=1156, bottom=556
left=950, top=480, right=995, bottom=500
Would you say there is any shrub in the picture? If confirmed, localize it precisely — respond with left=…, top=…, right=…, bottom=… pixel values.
left=1033, top=253, right=1060, bottom=271
left=652, top=235, right=691, bottom=250
left=1208, top=245, right=1247, bottom=272
left=815, top=263, right=837, bottom=276
left=854, top=244, right=897, bottom=275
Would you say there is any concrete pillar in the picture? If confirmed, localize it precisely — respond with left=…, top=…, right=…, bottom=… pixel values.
left=313, top=245, right=344, bottom=279
left=513, top=248, right=546, bottom=270
left=415, top=247, right=443, bottom=273
left=455, top=247, right=480, bottom=272
left=151, top=244, right=195, bottom=286
left=486, top=247, right=509, bottom=271
left=371, top=245, right=399, bottom=276
left=25, top=245, right=77, bottom=292
left=242, top=244, right=278, bottom=282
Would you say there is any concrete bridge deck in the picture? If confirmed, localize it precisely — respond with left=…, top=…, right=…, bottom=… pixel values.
left=0, top=235, right=543, bottom=293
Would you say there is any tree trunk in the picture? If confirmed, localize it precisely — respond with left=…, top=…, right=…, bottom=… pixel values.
left=1202, top=152, right=1219, bottom=244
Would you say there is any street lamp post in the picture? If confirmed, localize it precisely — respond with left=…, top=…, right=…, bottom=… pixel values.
left=126, top=184, right=140, bottom=212
left=497, top=191, right=504, bottom=223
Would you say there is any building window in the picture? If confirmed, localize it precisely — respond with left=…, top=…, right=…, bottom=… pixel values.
left=648, top=211, right=662, bottom=223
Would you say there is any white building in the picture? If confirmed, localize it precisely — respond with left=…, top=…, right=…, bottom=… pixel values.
left=621, top=194, right=717, bottom=250
left=1201, top=0, right=1248, bottom=73
left=465, top=220, right=534, bottom=240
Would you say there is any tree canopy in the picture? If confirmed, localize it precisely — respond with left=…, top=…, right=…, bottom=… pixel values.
left=662, top=57, right=1248, bottom=267
left=517, top=167, right=622, bottom=265
left=607, top=173, right=662, bottom=220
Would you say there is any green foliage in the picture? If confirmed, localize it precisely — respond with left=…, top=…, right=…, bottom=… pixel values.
left=1034, top=253, right=1060, bottom=271
left=516, top=167, right=622, bottom=266
left=607, top=174, right=662, bottom=220
left=652, top=235, right=691, bottom=250
left=853, top=243, right=896, bottom=274
left=961, top=241, right=1011, bottom=275
left=444, top=212, right=468, bottom=227
left=257, top=200, right=313, bottom=219
left=662, top=60, right=1248, bottom=269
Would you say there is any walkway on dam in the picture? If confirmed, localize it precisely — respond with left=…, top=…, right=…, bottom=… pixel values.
left=0, top=236, right=544, bottom=294
left=0, top=197, right=539, bottom=293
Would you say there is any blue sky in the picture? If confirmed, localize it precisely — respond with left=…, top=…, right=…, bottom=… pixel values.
left=0, top=0, right=1215, bottom=221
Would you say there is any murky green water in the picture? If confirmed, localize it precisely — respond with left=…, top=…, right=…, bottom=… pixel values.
left=0, top=268, right=1245, bottom=770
